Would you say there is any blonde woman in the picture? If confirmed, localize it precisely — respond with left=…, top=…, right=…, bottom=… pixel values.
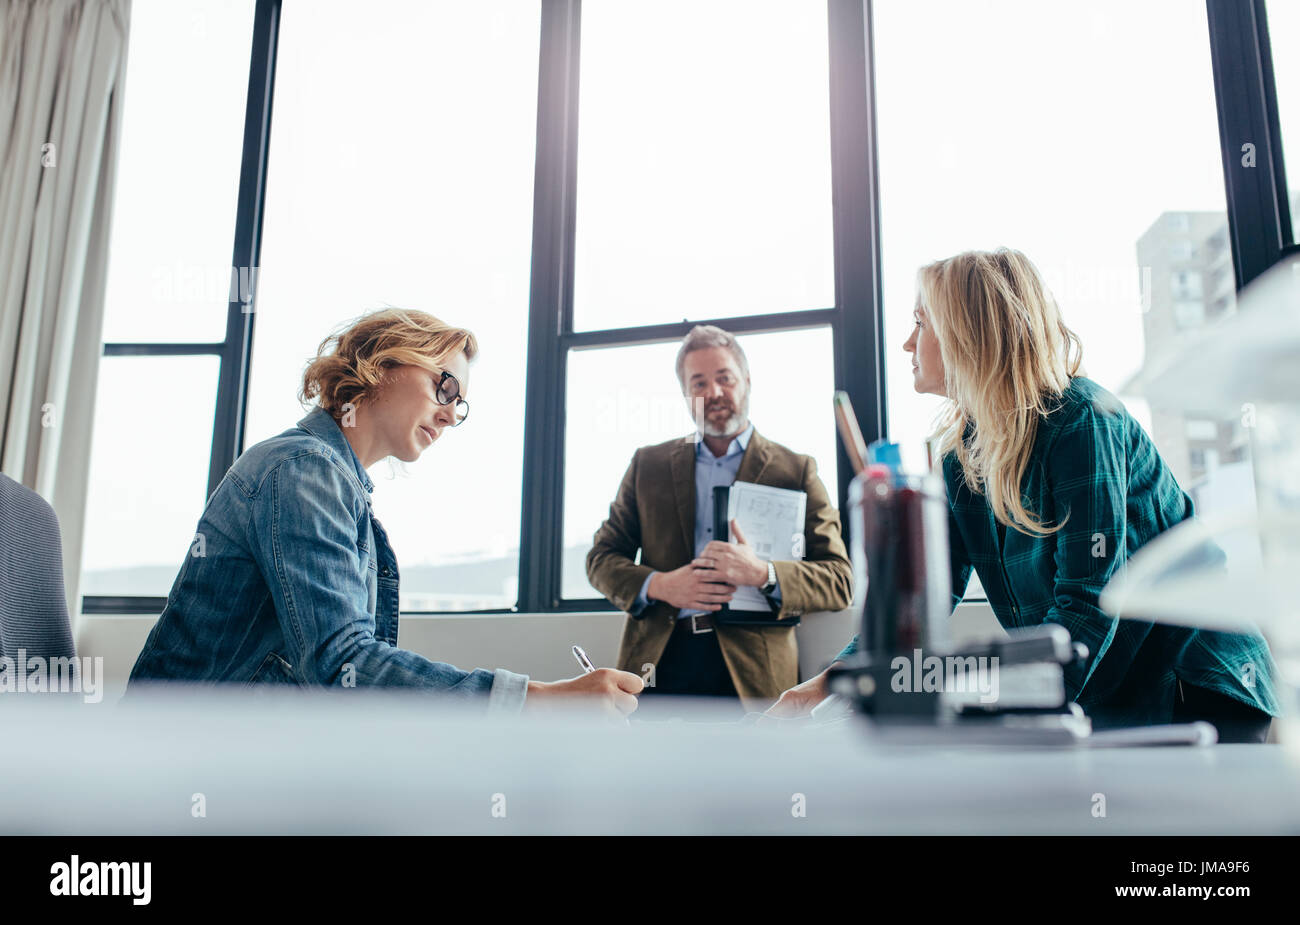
left=772, top=249, right=1279, bottom=742
left=129, top=308, right=642, bottom=719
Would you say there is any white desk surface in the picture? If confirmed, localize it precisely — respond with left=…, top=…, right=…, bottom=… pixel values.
left=4, top=690, right=1298, bottom=835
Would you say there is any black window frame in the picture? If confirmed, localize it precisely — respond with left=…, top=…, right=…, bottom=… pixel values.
left=1207, top=0, right=1296, bottom=288
left=85, top=0, right=280, bottom=615
left=518, top=0, right=885, bottom=612
left=85, top=0, right=1297, bottom=616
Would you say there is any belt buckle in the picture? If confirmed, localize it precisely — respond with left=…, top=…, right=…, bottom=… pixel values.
left=690, top=613, right=713, bottom=635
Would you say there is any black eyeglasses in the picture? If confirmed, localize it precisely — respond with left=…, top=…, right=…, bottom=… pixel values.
left=434, top=370, right=469, bottom=426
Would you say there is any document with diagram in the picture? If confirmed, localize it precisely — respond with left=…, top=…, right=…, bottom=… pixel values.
left=724, top=480, right=806, bottom=612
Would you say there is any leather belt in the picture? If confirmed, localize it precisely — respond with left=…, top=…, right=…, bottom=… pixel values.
left=677, top=613, right=715, bottom=634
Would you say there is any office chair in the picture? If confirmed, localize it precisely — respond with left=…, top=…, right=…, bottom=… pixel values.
left=0, top=473, right=77, bottom=663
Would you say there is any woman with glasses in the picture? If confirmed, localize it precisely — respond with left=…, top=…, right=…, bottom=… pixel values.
left=128, top=308, right=642, bottom=720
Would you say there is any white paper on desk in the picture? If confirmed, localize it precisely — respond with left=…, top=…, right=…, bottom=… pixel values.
left=725, top=480, right=806, bottom=612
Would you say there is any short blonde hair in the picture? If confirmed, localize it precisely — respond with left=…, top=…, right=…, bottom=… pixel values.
left=300, top=308, right=478, bottom=418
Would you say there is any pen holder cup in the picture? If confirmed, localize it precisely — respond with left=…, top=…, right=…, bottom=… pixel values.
left=847, top=470, right=952, bottom=664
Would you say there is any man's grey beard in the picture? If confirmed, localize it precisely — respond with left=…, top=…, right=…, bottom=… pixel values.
left=695, top=395, right=749, bottom=438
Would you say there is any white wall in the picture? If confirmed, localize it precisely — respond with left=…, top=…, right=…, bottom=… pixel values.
left=78, top=602, right=1004, bottom=704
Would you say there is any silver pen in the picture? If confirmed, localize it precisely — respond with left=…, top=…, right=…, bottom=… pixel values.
left=572, top=644, right=597, bottom=674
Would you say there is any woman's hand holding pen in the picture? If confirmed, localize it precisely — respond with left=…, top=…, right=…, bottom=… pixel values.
left=524, top=669, right=643, bottom=721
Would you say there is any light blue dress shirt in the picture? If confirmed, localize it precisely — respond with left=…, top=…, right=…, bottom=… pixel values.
left=631, top=423, right=782, bottom=619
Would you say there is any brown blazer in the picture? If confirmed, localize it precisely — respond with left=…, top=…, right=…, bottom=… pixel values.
left=585, top=428, right=853, bottom=706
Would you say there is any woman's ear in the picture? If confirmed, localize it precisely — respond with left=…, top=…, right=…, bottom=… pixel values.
left=368, top=364, right=396, bottom=400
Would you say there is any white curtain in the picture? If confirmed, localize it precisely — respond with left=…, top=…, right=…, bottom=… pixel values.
left=0, top=0, right=131, bottom=635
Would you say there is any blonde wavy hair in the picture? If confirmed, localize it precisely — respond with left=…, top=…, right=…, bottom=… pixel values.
left=923, top=249, right=1084, bottom=535
left=300, top=308, right=478, bottom=419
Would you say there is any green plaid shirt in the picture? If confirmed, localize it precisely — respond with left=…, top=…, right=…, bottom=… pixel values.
left=835, top=377, right=1280, bottom=728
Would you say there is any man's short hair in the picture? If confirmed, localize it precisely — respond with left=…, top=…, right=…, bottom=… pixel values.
left=675, top=325, right=750, bottom=391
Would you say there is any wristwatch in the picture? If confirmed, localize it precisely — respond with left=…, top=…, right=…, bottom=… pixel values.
left=761, top=560, right=778, bottom=594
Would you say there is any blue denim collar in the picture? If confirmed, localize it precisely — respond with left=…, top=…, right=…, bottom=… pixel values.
left=296, top=405, right=375, bottom=494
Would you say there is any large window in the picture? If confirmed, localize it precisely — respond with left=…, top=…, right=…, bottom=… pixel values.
left=555, top=0, right=841, bottom=604
left=562, top=327, right=839, bottom=599
left=81, top=0, right=255, bottom=600
left=875, top=0, right=1244, bottom=532
left=573, top=0, right=834, bottom=330
left=81, top=0, right=1299, bottom=617
left=99, top=0, right=254, bottom=344
left=243, top=0, right=541, bottom=611
left=81, top=357, right=221, bottom=597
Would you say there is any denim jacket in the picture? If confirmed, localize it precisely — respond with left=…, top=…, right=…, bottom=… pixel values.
left=127, top=406, right=529, bottom=713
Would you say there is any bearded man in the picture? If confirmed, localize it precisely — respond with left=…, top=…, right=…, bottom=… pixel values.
left=585, top=325, right=853, bottom=714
